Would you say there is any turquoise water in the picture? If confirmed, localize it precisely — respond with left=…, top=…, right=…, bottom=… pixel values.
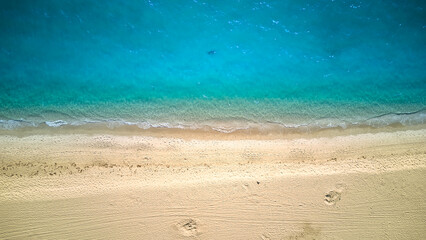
left=0, top=0, right=425, bottom=132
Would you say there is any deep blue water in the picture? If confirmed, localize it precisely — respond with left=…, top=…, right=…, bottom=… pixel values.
left=0, top=0, right=425, bottom=132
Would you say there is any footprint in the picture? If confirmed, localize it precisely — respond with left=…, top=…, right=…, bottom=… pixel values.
left=260, top=233, right=271, bottom=240
left=242, top=183, right=250, bottom=191
left=176, top=218, right=200, bottom=237
left=283, top=223, right=320, bottom=239
left=324, top=190, right=342, bottom=205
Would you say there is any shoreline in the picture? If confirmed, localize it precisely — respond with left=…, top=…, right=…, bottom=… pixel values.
left=1, top=122, right=425, bottom=140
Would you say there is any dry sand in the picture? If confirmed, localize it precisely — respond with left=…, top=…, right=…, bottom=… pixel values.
left=0, top=128, right=425, bottom=239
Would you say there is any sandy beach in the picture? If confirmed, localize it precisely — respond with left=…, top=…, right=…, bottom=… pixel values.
left=2, top=0, right=425, bottom=239
left=0, top=128, right=425, bottom=239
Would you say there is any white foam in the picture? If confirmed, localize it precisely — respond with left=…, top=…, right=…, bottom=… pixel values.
left=0, top=120, right=37, bottom=130
left=0, top=109, right=425, bottom=133
left=45, top=120, right=68, bottom=127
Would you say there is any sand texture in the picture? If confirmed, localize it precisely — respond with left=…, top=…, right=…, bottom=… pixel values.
left=0, top=129, right=425, bottom=239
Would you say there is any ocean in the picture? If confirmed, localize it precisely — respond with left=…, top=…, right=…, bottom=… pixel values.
left=0, top=0, right=425, bottom=133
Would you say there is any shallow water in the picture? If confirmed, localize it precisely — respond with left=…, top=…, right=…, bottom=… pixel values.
left=0, top=0, right=425, bottom=132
